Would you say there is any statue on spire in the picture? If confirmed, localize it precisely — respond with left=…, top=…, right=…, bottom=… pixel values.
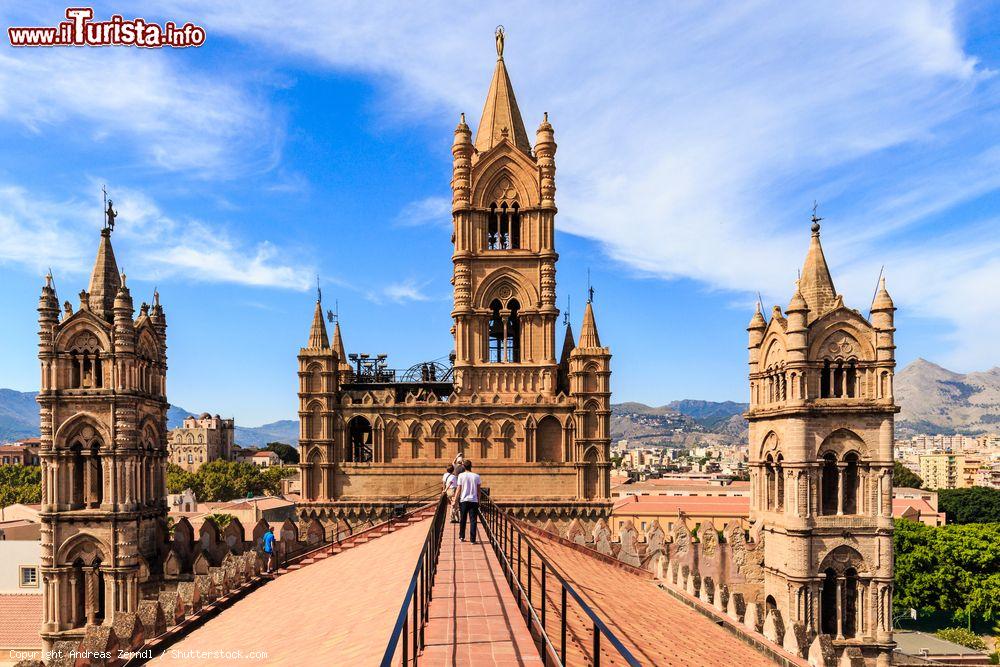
left=495, top=25, right=505, bottom=59
left=102, top=185, right=118, bottom=233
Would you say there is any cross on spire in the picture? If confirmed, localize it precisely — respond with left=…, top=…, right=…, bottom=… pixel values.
left=587, top=268, right=595, bottom=304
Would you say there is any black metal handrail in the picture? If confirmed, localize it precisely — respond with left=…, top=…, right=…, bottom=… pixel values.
left=480, top=493, right=642, bottom=667
left=381, top=492, right=449, bottom=666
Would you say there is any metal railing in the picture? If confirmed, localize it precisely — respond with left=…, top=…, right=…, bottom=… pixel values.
left=480, top=493, right=642, bottom=667
left=380, top=493, right=449, bottom=667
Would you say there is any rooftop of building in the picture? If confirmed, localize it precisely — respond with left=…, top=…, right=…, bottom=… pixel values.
left=893, top=630, right=989, bottom=658
left=0, top=594, right=42, bottom=649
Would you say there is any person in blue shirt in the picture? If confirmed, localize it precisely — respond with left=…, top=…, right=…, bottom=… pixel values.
left=262, top=526, right=276, bottom=574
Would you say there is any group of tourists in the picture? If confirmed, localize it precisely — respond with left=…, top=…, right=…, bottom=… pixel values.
left=441, top=453, right=483, bottom=544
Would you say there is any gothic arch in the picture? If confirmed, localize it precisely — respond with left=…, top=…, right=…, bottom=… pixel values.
left=57, top=532, right=110, bottom=565
left=473, top=268, right=539, bottom=310
left=471, top=153, right=540, bottom=208
left=818, top=428, right=869, bottom=459
left=53, top=414, right=109, bottom=450
left=757, top=431, right=780, bottom=460
left=54, top=316, right=112, bottom=352
left=536, top=415, right=562, bottom=462
left=136, top=326, right=160, bottom=361
left=818, top=544, right=868, bottom=575
left=808, top=312, right=875, bottom=362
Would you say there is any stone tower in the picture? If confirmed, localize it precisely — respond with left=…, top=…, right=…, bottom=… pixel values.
left=746, top=217, right=897, bottom=666
left=295, top=29, right=612, bottom=530
left=450, top=27, right=561, bottom=396
left=37, top=227, right=169, bottom=651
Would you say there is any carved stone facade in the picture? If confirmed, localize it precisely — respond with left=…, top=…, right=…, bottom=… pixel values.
left=37, top=229, right=170, bottom=651
left=297, top=31, right=612, bottom=530
left=746, top=219, right=898, bottom=666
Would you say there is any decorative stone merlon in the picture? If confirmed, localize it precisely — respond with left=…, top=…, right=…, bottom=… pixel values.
left=137, top=599, right=166, bottom=639
left=762, top=607, right=784, bottom=645
left=158, top=590, right=185, bottom=627
left=808, top=634, right=837, bottom=667
left=726, top=591, right=746, bottom=623
left=743, top=601, right=763, bottom=633
left=111, top=611, right=144, bottom=651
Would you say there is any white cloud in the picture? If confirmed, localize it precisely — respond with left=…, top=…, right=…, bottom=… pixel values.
left=0, top=32, right=277, bottom=174
left=13, top=2, right=1000, bottom=369
left=0, top=181, right=312, bottom=290
left=165, top=0, right=997, bottom=369
left=377, top=279, right=432, bottom=304
left=394, top=196, right=451, bottom=227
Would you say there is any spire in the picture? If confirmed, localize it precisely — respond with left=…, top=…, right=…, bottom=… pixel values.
left=87, top=228, right=122, bottom=322
left=798, top=215, right=837, bottom=316
left=578, top=301, right=601, bottom=348
left=871, top=276, right=894, bottom=311
left=474, top=27, right=531, bottom=155
left=307, top=299, right=329, bottom=349
left=748, top=300, right=767, bottom=330
left=331, top=321, right=348, bottom=363
left=560, top=321, right=576, bottom=364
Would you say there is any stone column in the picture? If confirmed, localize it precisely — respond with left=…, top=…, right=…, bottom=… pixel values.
left=837, top=465, right=845, bottom=515
left=836, top=577, right=844, bottom=639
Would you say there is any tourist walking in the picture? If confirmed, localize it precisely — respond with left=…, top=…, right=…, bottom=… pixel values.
left=262, top=525, right=276, bottom=574
left=451, top=454, right=466, bottom=522
left=457, top=460, right=482, bottom=544
left=443, top=464, right=459, bottom=523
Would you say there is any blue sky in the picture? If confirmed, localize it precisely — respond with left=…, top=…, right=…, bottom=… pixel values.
left=1, top=2, right=999, bottom=425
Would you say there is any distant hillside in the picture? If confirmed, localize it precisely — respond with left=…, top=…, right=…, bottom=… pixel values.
left=0, top=389, right=39, bottom=441
left=3, top=357, right=997, bottom=446
left=896, top=358, right=1000, bottom=436
left=0, top=391, right=298, bottom=447
left=611, top=400, right=748, bottom=447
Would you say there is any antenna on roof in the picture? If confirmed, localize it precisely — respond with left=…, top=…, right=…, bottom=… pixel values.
left=868, top=265, right=885, bottom=316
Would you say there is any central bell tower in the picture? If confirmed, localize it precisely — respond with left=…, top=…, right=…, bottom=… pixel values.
left=450, top=27, right=560, bottom=396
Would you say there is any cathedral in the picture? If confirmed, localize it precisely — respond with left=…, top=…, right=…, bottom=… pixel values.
left=746, top=216, right=897, bottom=665
left=296, top=29, right=612, bottom=530
left=36, top=222, right=170, bottom=651
left=29, top=29, right=900, bottom=667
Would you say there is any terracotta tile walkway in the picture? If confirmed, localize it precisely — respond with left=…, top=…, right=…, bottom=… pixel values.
left=419, top=519, right=543, bottom=666
left=522, top=530, right=777, bottom=667
left=149, top=516, right=433, bottom=666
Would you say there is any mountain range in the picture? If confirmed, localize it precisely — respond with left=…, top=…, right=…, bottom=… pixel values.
left=1, top=358, right=998, bottom=446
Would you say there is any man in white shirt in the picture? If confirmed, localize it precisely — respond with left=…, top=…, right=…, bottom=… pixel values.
left=456, top=460, right=482, bottom=544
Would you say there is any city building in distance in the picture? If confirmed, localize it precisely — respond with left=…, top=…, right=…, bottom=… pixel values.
left=167, top=413, right=234, bottom=472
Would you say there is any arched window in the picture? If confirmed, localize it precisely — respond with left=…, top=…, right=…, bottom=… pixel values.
left=486, top=201, right=520, bottom=250
left=776, top=455, right=785, bottom=511
left=821, top=453, right=838, bottom=515
left=67, top=332, right=104, bottom=389
left=488, top=298, right=520, bottom=363
left=348, top=417, right=372, bottom=463
left=764, top=455, right=775, bottom=511
left=844, top=568, right=859, bottom=638
left=843, top=452, right=859, bottom=514
left=506, top=300, right=520, bottom=362
left=536, top=417, right=562, bottom=462
left=821, top=359, right=831, bottom=398
left=821, top=568, right=838, bottom=635
left=583, top=448, right=599, bottom=499
left=307, top=450, right=322, bottom=500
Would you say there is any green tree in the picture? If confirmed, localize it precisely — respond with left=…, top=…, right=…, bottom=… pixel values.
left=938, top=487, right=1000, bottom=524
left=935, top=627, right=987, bottom=651
left=0, top=465, right=42, bottom=506
left=893, top=461, right=923, bottom=489
left=166, top=463, right=201, bottom=497
left=204, top=512, right=237, bottom=529
left=265, top=442, right=299, bottom=464
left=894, top=519, right=1000, bottom=623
